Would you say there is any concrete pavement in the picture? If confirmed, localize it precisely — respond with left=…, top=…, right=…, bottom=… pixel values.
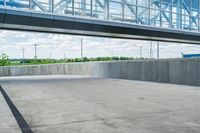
left=0, top=75, right=200, bottom=133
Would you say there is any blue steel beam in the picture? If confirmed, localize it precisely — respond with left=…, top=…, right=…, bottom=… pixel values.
left=151, top=1, right=174, bottom=28
left=0, top=1, right=28, bottom=8
left=0, top=0, right=200, bottom=44
left=182, top=0, right=198, bottom=26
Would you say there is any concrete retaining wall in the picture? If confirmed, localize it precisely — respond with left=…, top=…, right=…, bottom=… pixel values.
left=0, top=58, right=200, bottom=86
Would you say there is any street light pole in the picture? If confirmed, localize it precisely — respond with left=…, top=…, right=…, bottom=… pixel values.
left=140, top=46, right=142, bottom=58
left=33, top=44, right=39, bottom=59
left=49, top=52, right=52, bottom=59
left=81, top=38, right=83, bottom=61
left=150, top=41, right=153, bottom=58
left=21, top=48, right=25, bottom=65
left=157, top=41, right=160, bottom=59
left=132, top=43, right=142, bottom=58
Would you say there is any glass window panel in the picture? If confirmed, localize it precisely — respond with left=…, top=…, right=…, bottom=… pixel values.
left=191, top=17, right=198, bottom=31
left=74, top=0, right=82, bottom=16
left=92, top=0, right=105, bottom=19
left=191, top=16, right=199, bottom=29
left=124, top=4, right=136, bottom=23
left=31, top=0, right=50, bottom=12
left=172, top=0, right=180, bottom=13
left=125, top=0, right=136, bottom=5
left=150, top=0, right=160, bottom=10
left=182, top=0, right=190, bottom=16
left=54, top=0, right=72, bottom=15
left=150, top=9, right=160, bottom=27
left=191, top=0, right=199, bottom=16
left=74, top=0, right=91, bottom=17
left=6, top=0, right=29, bottom=10
left=109, top=2, right=123, bottom=21
left=199, top=18, right=200, bottom=31
left=162, top=0, right=172, bottom=12
left=161, top=11, right=172, bottom=28
left=138, top=7, right=149, bottom=25
left=182, top=0, right=191, bottom=15
left=83, top=0, right=92, bottom=17
left=0, top=0, right=3, bottom=6
left=162, top=0, right=172, bottom=11
left=138, top=0, right=149, bottom=7
left=182, top=15, right=190, bottom=30
left=172, top=13, right=180, bottom=29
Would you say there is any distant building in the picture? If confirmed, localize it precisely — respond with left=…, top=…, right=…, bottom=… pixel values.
left=182, top=54, right=200, bottom=58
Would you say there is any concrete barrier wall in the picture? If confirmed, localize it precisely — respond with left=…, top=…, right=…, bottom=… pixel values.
left=0, top=58, right=200, bottom=86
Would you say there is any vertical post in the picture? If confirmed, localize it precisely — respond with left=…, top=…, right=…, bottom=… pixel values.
left=199, top=0, right=200, bottom=32
left=29, top=0, right=31, bottom=10
left=122, top=3, right=124, bottom=21
left=91, top=0, right=93, bottom=17
left=22, top=48, right=25, bottom=65
left=72, top=0, right=75, bottom=15
left=189, top=0, right=192, bottom=31
left=198, top=0, right=200, bottom=32
left=30, top=0, right=35, bottom=11
left=104, top=0, right=109, bottom=20
left=81, top=38, right=83, bottom=61
left=49, top=0, right=53, bottom=12
left=160, top=0, right=162, bottom=27
left=140, top=46, right=142, bottom=58
left=136, top=0, right=138, bottom=23
left=4, top=0, right=6, bottom=6
left=170, top=0, right=173, bottom=28
left=35, top=44, right=37, bottom=59
left=148, top=0, right=151, bottom=25
left=63, top=54, right=66, bottom=63
left=33, top=44, right=39, bottom=59
left=179, top=0, right=182, bottom=29
left=81, top=0, right=86, bottom=16
left=150, top=41, right=152, bottom=58
left=81, top=0, right=86, bottom=10
left=157, top=41, right=160, bottom=59
left=49, top=52, right=52, bottom=59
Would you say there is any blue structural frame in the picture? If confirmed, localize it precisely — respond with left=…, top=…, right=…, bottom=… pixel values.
left=0, top=0, right=200, bottom=32
left=183, top=54, right=200, bottom=58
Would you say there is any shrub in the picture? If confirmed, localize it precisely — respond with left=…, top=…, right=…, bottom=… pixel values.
left=0, top=53, right=10, bottom=66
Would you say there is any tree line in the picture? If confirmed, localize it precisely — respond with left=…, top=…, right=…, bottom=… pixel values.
left=0, top=53, right=145, bottom=66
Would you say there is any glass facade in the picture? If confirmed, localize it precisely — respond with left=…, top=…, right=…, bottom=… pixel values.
left=0, top=0, right=3, bottom=6
left=1, top=0, right=200, bottom=32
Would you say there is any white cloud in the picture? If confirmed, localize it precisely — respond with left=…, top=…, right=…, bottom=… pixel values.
left=0, top=30, right=200, bottom=59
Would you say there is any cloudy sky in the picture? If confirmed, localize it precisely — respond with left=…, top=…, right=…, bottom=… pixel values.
left=0, top=29, right=200, bottom=59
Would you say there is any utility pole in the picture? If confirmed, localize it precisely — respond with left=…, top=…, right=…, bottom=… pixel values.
left=33, top=44, right=39, bottom=59
left=140, top=46, right=142, bottom=58
left=150, top=41, right=153, bottom=58
left=81, top=38, right=83, bottom=61
left=21, top=48, right=25, bottom=65
left=157, top=41, right=160, bottom=59
left=132, top=43, right=142, bottom=58
left=49, top=52, right=52, bottom=59
left=63, top=54, right=66, bottom=63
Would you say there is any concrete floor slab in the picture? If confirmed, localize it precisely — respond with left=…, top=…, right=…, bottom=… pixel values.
left=0, top=75, right=200, bottom=133
left=0, top=90, right=21, bottom=133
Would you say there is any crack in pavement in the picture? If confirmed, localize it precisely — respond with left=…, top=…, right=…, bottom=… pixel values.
left=30, top=107, right=199, bottom=129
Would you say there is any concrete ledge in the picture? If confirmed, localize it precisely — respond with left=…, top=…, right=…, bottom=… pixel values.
left=0, top=58, right=200, bottom=86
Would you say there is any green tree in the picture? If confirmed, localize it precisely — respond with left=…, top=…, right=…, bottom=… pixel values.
left=0, top=53, right=10, bottom=66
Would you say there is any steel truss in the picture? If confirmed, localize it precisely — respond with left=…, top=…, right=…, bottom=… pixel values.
left=0, top=0, right=199, bottom=32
